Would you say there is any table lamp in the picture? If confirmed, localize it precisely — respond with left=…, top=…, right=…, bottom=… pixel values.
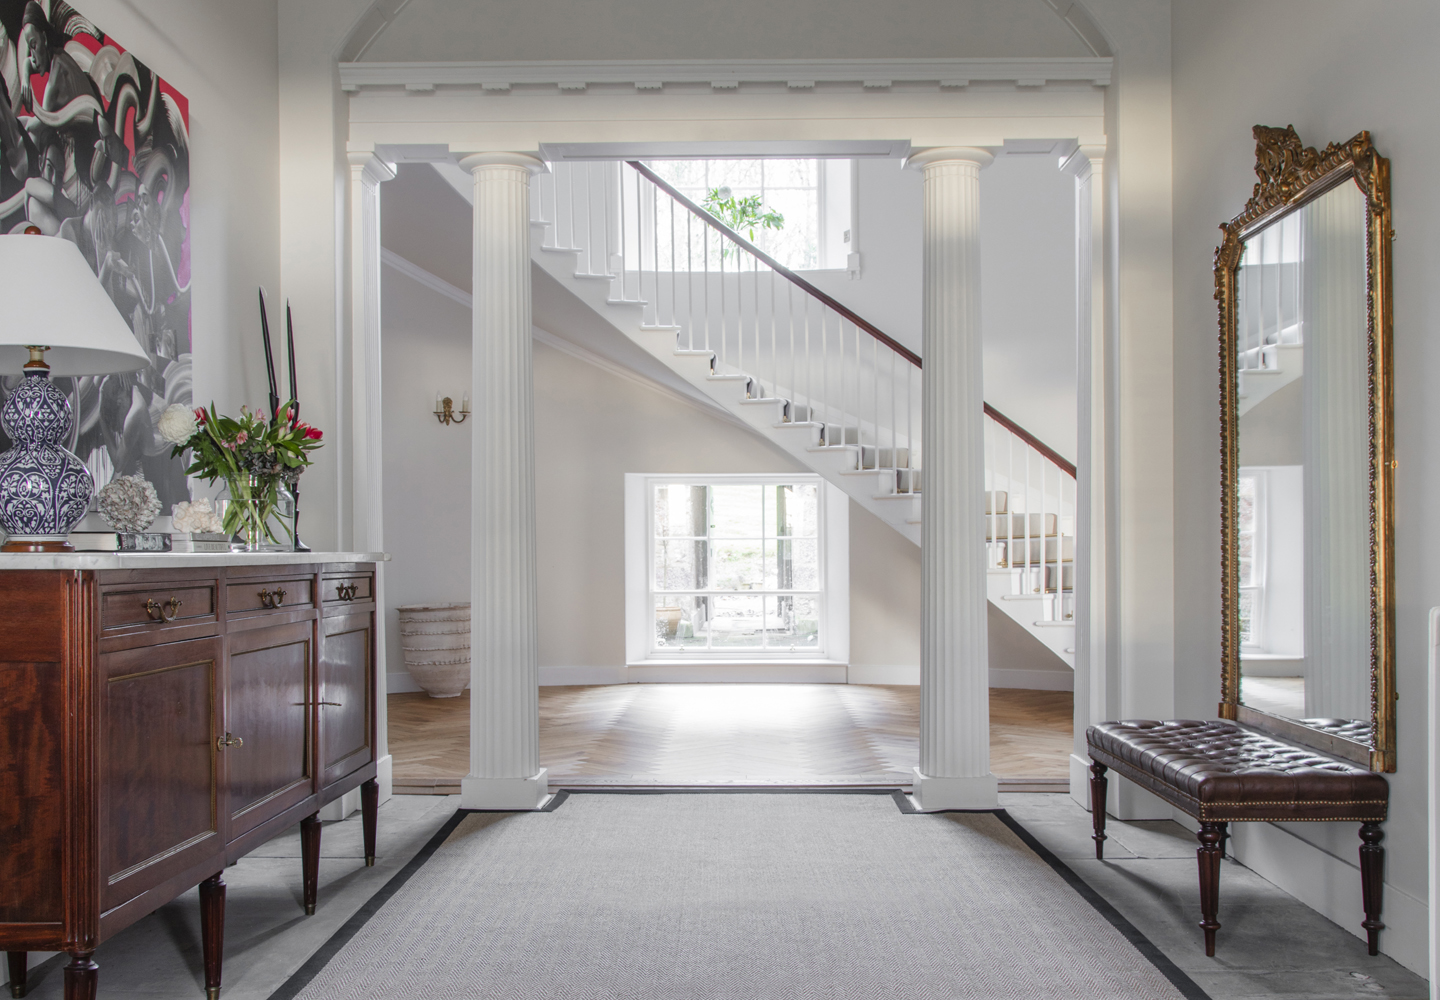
left=0, top=231, right=150, bottom=552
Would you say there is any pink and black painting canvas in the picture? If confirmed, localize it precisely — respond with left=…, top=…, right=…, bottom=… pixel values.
left=0, top=0, right=190, bottom=506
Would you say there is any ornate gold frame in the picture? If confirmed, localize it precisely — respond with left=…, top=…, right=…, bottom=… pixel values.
left=1216, top=125, right=1395, bottom=772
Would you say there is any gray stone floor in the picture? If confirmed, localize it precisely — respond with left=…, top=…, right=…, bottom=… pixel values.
left=1003, top=792, right=1430, bottom=1000
left=1, top=791, right=1428, bottom=999
left=2, top=794, right=459, bottom=1000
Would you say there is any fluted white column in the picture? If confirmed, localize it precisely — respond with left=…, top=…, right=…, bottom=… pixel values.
left=909, top=147, right=997, bottom=811
left=460, top=152, right=549, bottom=810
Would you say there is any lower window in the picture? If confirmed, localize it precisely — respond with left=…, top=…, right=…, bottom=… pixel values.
left=625, top=474, right=848, bottom=663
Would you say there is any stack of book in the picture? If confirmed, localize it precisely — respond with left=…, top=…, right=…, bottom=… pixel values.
left=171, top=532, right=232, bottom=553
left=69, top=531, right=173, bottom=552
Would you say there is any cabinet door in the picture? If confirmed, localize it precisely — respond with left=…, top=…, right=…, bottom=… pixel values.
left=225, top=620, right=315, bottom=839
left=318, top=610, right=374, bottom=788
left=101, top=635, right=225, bottom=912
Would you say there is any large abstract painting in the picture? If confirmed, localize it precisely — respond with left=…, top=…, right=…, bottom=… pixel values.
left=0, top=0, right=190, bottom=507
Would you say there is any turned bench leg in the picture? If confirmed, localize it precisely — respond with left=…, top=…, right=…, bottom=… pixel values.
left=7, top=952, right=26, bottom=998
left=200, top=871, right=226, bottom=1000
left=1360, top=822, right=1385, bottom=955
left=362, top=778, right=379, bottom=867
left=1089, top=761, right=1108, bottom=859
left=1197, top=822, right=1227, bottom=956
left=301, top=812, right=321, bottom=915
left=62, top=953, right=97, bottom=1000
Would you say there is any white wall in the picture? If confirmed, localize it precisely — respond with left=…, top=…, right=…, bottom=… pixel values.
left=80, top=0, right=280, bottom=423
left=380, top=267, right=472, bottom=689
left=1171, top=0, right=1439, bottom=974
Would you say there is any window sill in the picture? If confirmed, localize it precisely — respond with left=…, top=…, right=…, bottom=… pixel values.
left=630, top=658, right=846, bottom=667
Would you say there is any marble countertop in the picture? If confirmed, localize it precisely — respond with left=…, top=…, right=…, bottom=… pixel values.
left=0, top=551, right=388, bottom=571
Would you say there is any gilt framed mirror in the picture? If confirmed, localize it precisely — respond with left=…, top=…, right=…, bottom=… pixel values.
left=1217, top=125, right=1394, bottom=771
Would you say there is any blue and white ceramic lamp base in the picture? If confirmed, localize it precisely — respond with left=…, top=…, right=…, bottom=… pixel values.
left=0, top=370, right=93, bottom=551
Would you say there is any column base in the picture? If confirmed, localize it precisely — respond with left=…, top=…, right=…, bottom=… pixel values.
left=910, top=768, right=998, bottom=811
left=461, top=768, right=550, bottom=810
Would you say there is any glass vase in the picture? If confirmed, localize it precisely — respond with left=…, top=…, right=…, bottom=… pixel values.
left=218, top=476, right=268, bottom=552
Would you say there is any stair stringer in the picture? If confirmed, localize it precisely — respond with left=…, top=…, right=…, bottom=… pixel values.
left=532, top=221, right=1073, bottom=671
left=532, top=235, right=922, bottom=546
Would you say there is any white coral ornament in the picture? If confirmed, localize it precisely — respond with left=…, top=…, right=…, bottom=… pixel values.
left=172, top=498, right=225, bottom=534
left=97, top=475, right=162, bottom=533
left=157, top=403, right=198, bottom=445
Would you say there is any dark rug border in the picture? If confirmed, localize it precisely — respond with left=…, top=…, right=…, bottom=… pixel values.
left=268, top=789, right=1210, bottom=1000
left=991, top=808, right=1213, bottom=1000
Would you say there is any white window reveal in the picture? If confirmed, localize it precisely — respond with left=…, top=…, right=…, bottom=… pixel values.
left=643, top=159, right=852, bottom=271
left=625, top=474, right=849, bottom=668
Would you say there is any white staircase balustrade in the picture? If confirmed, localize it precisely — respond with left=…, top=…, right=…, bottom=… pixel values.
left=529, top=159, right=1076, bottom=668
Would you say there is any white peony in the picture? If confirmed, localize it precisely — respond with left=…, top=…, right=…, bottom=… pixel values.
left=172, top=498, right=225, bottom=534
left=157, top=403, right=198, bottom=445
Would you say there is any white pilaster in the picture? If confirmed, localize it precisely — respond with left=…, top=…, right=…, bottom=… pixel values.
left=346, top=149, right=395, bottom=811
left=1061, top=144, right=1110, bottom=811
left=459, top=152, right=550, bottom=811
left=908, top=147, right=997, bottom=812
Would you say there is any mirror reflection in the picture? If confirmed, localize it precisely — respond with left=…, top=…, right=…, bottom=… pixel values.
left=1236, top=179, right=1371, bottom=738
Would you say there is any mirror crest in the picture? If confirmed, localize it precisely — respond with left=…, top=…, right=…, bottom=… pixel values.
left=1215, top=124, right=1394, bottom=772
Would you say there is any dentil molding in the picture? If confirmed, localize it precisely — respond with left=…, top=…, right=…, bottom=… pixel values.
left=340, top=57, right=1112, bottom=94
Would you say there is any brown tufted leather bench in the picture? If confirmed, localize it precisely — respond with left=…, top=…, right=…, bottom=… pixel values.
left=1087, top=719, right=1388, bottom=957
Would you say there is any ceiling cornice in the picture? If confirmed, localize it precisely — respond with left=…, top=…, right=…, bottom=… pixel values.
left=340, top=57, right=1112, bottom=93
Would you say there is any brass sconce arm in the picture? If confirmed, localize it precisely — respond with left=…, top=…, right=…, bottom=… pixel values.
left=434, top=394, right=470, bottom=426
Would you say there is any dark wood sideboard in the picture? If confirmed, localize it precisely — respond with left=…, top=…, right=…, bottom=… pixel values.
left=0, top=556, right=382, bottom=1000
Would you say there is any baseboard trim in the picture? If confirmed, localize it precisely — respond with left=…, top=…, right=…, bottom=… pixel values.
left=847, top=665, right=919, bottom=685
left=386, top=671, right=423, bottom=694
left=1227, top=819, right=1428, bottom=976
left=627, top=664, right=847, bottom=683
left=989, top=667, right=1074, bottom=691
left=540, top=665, right=628, bottom=686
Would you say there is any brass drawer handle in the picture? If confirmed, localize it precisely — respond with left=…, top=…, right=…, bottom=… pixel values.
left=336, top=583, right=359, bottom=602
left=144, top=597, right=183, bottom=622
left=258, top=587, right=287, bottom=609
left=216, top=732, right=244, bottom=750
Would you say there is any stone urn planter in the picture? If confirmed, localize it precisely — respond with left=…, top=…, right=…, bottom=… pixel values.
left=397, top=603, right=471, bottom=698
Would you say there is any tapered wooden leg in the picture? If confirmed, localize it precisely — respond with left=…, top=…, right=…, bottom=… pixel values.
left=1089, top=761, right=1108, bottom=859
left=301, top=812, right=321, bottom=915
left=361, top=778, right=379, bottom=867
left=7, top=952, right=26, bottom=998
left=62, top=953, right=97, bottom=1000
left=199, top=872, right=226, bottom=1000
left=1197, top=822, right=1226, bottom=957
left=1359, top=822, right=1385, bottom=956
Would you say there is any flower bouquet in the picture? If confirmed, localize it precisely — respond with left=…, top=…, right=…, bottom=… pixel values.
left=160, top=401, right=323, bottom=550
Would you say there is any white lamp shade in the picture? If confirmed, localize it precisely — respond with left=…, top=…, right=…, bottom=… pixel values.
left=0, top=234, right=150, bottom=376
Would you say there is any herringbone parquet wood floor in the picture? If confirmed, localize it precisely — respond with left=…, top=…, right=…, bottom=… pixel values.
left=390, top=684, right=1073, bottom=793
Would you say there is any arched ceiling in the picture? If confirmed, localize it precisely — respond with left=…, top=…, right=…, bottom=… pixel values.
left=350, top=0, right=1102, bottom=63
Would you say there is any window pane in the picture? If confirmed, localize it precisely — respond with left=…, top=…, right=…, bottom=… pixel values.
left=708, top=594, right=765, bottom=647
left=654, top=483, right=708, bottom=537
left=765, top=159, right=816, bottom=188
left=764, top=595, right=820, bottom=648
left=710, top=484, right=763, bottom=537
left=711, top=539, right=764, bottom=591
left=655, top=538, right=707, bottom=590
left=772, top=483, right=818, bottom=537
left=655, top=595, right=709, bottom=649
left=788, top=538, right=820, bottom=590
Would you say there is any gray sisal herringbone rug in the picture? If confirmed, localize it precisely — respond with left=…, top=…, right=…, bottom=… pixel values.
left=275, top=792, right=1204, bottom=1000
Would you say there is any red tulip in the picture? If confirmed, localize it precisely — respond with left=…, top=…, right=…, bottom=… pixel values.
left=304, top=427, right=323, bottom=440
left=194, top=407, right=207, bottom=424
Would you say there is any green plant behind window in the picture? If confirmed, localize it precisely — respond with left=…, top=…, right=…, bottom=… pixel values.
left=701, top=185, right=785, bottom=245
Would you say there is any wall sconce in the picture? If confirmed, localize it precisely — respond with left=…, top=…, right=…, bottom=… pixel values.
left=434, top=392, right=470, bottom=425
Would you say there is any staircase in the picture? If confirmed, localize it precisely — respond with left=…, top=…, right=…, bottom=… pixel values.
left=527, top=160, right=1076, bottom=667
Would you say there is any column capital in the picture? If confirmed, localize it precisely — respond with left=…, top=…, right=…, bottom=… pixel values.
left=457, top=151, right=546, bottom=175
left=1060, top=143, right=1106, bottom=180
left=346, top=149, right=396, bottom=185
left=905, top=146, right=994, bottom=171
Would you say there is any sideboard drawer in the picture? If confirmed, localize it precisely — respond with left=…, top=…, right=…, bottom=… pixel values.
left=102, top=582, right=218, bottom=632
left=321, top=572, right=373, bottom=607
left=226, top=577, right=315, bottom=617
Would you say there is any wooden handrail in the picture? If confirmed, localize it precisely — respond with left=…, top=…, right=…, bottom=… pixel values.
left=627, top=161, right=922, bottom=366
left=624, top=160, right=1076, bottom=480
